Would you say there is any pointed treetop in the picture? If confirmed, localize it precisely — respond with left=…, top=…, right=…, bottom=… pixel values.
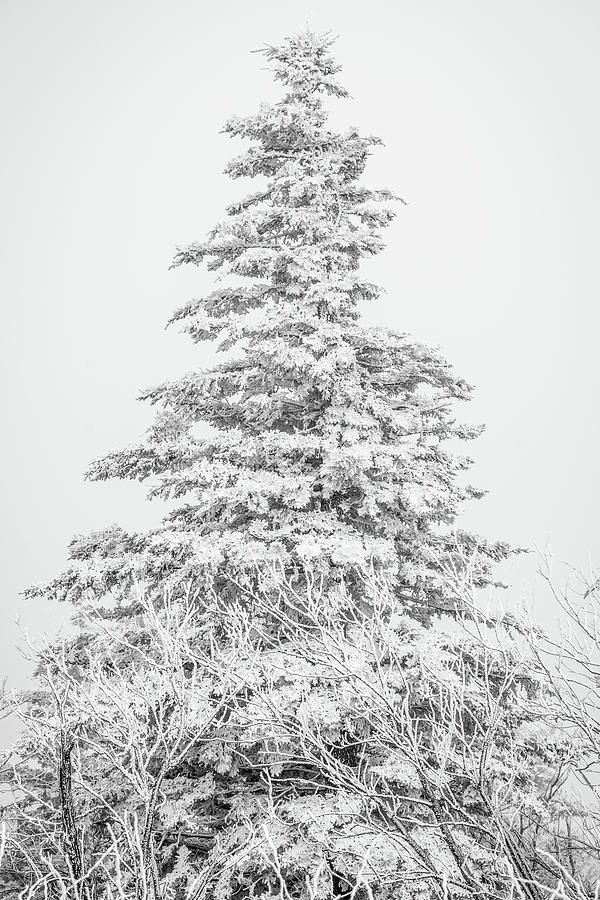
left=259, top=29, right=349, bottom=98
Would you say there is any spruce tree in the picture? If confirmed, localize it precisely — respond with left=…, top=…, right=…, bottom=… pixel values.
left=3, top=30, right=579, bottom=900
left=34, top=31, right=506, bottom=613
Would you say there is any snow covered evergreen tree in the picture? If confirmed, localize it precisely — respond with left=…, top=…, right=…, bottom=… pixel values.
left=2, top=30, right=583, bottom=900
left=34, top=31, right=507, bottom=612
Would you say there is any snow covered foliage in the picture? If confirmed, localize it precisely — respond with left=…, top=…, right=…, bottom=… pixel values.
left=26, top=30, right=508, bottom=617
left=1, top=29, right=587, bottom=900
left=2, top=575, right=586, bottom=900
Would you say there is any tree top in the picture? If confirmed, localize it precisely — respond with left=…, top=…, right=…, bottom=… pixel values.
left=258, top=29, right=349, bottom=99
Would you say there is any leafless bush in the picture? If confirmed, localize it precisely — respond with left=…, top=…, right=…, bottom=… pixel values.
left=522, top=554, right=600, bottom=894
left=1, top=563, right=598, bottom=900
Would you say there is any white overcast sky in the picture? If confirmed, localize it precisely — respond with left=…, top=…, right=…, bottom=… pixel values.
left=1, top=0, right=599, bottom=694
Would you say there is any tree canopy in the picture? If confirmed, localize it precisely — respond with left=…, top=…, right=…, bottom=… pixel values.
left=28, top=30, right=507, bottom=619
